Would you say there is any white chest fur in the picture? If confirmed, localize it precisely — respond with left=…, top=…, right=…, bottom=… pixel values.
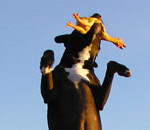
left=65, top=63, right=90, bottom=83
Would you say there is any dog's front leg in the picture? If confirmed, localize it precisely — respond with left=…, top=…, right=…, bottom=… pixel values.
left=98, top=61, right=131, bottom=110
left=40, top=50, right=54, bottom=103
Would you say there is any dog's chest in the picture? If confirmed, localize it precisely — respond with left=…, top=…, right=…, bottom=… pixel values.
left=65, top=63, right=90, bottom=84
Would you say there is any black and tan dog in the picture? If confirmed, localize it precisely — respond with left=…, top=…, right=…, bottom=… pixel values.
left=40, top=14, right=131, bottom=130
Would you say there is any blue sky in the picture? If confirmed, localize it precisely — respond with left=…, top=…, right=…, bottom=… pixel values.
left=0, top=0, right=150, bottom=130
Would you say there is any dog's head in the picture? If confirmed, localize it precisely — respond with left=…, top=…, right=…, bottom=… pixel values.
left=55, top=13, right=103, bottom=69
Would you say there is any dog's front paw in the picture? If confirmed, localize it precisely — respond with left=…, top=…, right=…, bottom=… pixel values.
left=40, top=50, right=54, bottom=75
left=107, top=61, right=132, bottom=77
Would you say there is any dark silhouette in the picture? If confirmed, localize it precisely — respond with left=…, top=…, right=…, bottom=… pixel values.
left=40, top=14, right=131, bottom=130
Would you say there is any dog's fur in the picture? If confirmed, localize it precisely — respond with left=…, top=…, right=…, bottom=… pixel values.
left=40, top=14, right=131, bottom=130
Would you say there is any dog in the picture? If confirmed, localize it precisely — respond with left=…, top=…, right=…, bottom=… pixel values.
left=40, top=13, right=131, bottom=130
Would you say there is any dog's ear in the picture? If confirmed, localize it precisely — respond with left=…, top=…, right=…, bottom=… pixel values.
left=54, top=34, right=71, bottom=44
